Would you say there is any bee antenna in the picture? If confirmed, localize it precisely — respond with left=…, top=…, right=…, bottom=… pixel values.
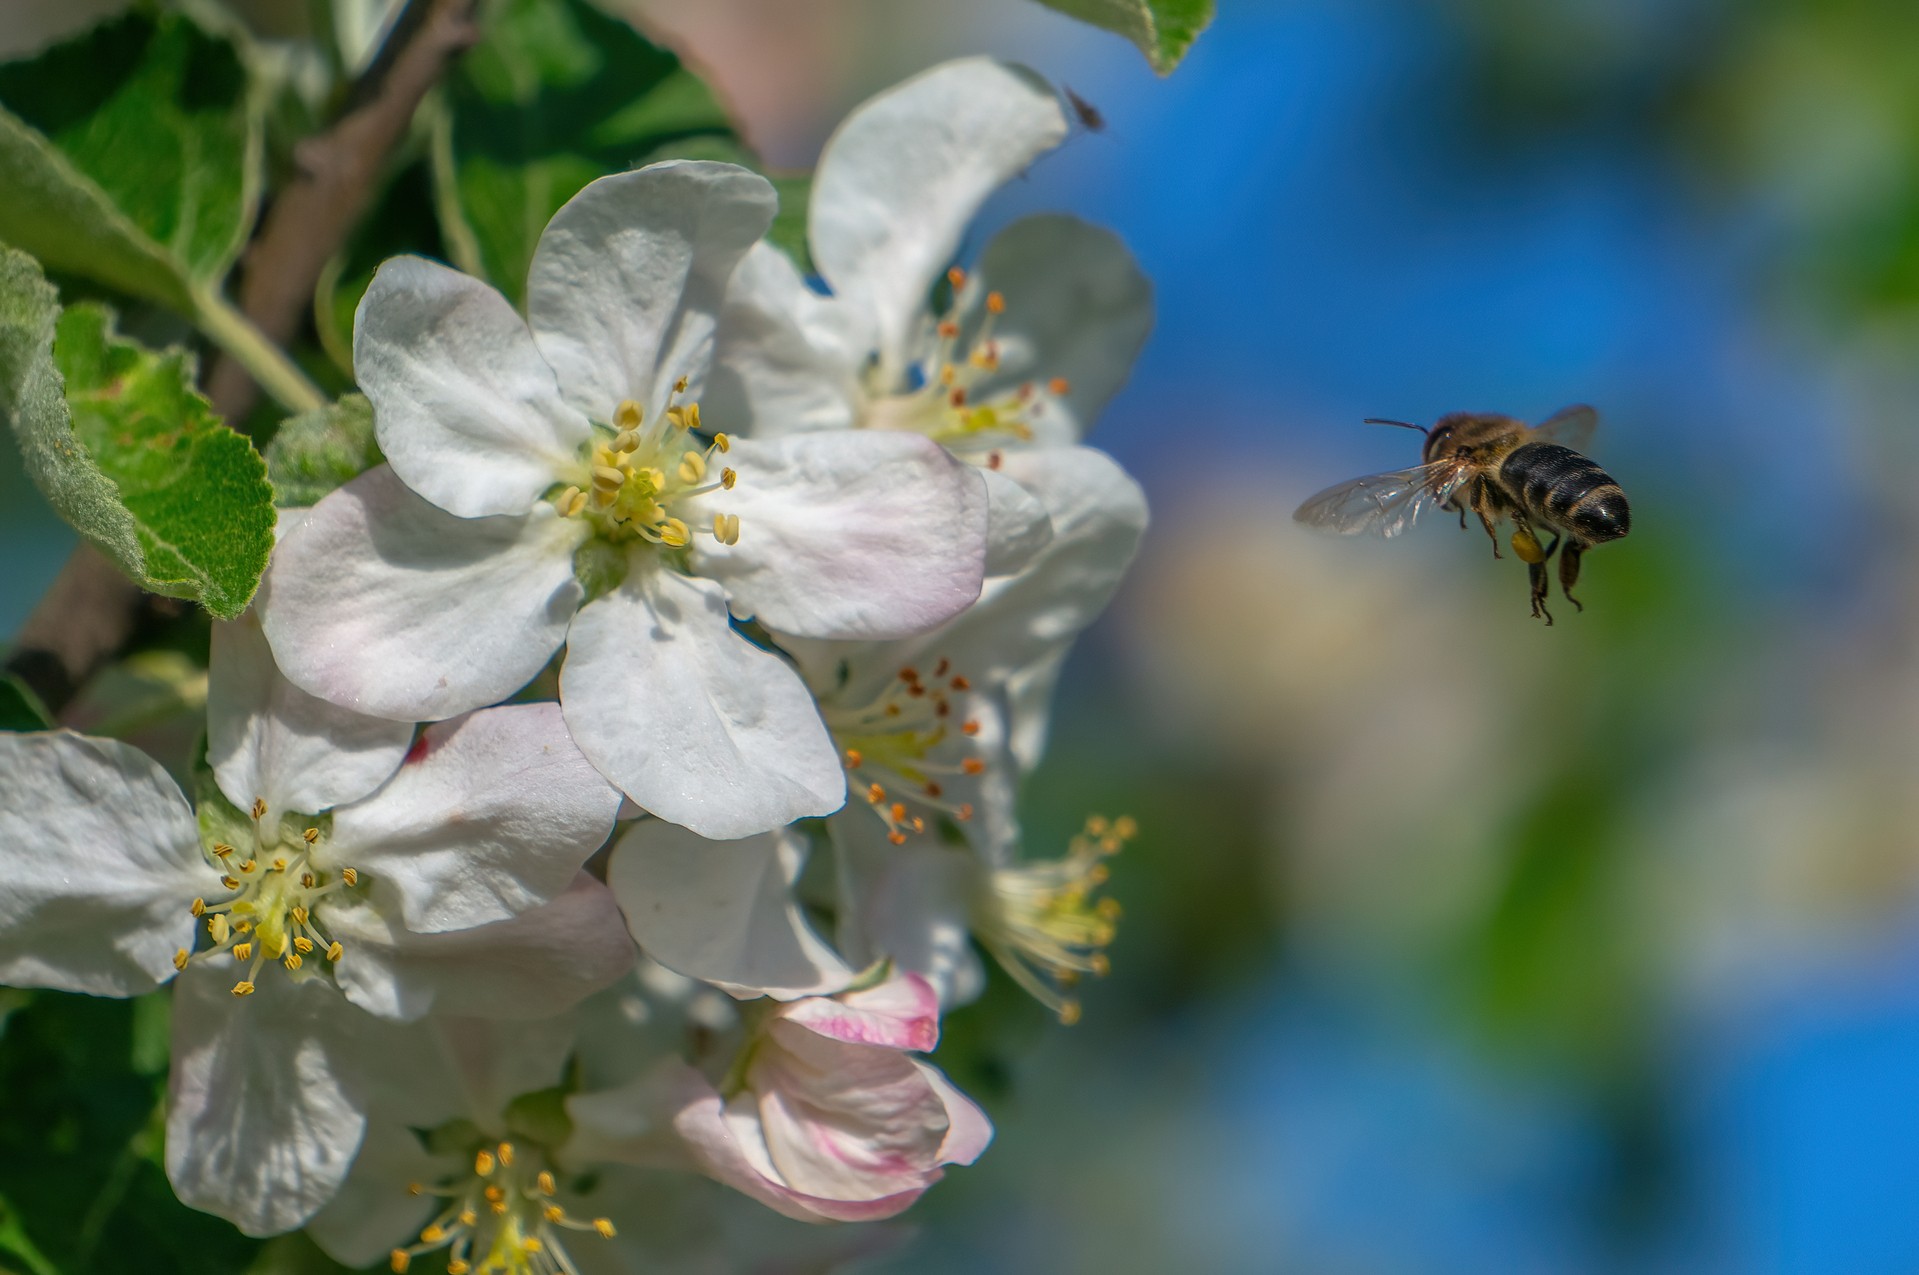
left=1363, top=417, right=1429, bottom=436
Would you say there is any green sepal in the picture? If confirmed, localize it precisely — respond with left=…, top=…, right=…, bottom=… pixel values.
left=0, top=674, right=53, bottom=732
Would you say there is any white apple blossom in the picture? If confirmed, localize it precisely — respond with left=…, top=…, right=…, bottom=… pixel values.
left=709, top=57, right=1153, bottom=575
left=611, top=444, right=1147, bottom=1019
left=262, top=160, right=993, bottom=841
left=307, top=989, right=913, bottom=1273
left=570, top=971, right=990, bottom=1225
left=0, top=617, right=629, bottom=1235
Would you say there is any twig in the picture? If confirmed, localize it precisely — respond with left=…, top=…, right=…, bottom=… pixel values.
left=6, top=0, right=482, bottom=717
left=203, top=0, right=480, bottom=421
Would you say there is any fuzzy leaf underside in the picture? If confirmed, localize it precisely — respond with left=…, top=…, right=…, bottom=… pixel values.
left=0, top=248, right=275, bottom=620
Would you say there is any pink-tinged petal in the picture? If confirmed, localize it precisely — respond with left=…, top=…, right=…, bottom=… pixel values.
left=773, top=972, right=941, bottom=1052
left=689, top=431, right=988, bottom=640
left=354, top=255, right=590, bottom=518
left=560, top=566, right=844, bottom=840
left=661, top=1065, right=931, bottom=1223
left=708, top=240, right=866, bottom=440
left=328, top=874, right=633, bottom=1021
left=207, top=613, right=413, bottom=821
left=810, top=58, right=1067, bottom=375
left=166, top=966, right=383, bottom=1235
left=261, top=465, right=584, bottom=722
left=606, top=822, right=851, bottom=1000
left=527, top=162, right=775, bottom=425
left=0, top=731, right=202, bottom=996
left=327, top=703, right=621, bottom=933
left=750, top=1034, right=948, bottom=1201
left=918, top=1060, right=993, bottom=1165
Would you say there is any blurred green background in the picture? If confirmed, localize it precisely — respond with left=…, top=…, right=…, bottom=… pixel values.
left=7, top=1, right=1919, bottom=1272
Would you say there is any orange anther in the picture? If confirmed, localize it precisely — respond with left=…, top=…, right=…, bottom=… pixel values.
left=962, top=758, right=986, bottom=775
left=986, top=291, right=1005, bottom=314
left=1049, top=377, right=1071, bottom=395
left=947, top=266, right=967, bottom=288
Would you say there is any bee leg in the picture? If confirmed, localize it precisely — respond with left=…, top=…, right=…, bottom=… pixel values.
left=1473, top=492, right=1502, bottom=559
left=1524, top=532, right=1559, bottom=625
left=1558, top=539, right=1587, bottom=612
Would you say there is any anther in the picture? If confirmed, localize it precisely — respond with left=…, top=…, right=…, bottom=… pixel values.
left=867, top=783, right=886, bottom=804
left=958, top=803, right=975, bottom=821
left=251, top=798, right=267, bottom=820
left=592, top=464, right=626, bottom=491
left=679, top=450, right=707, bottom=483
left=326, top=941, right=344, bottom=961
left=209, top=915, right=231, bottom=944
left=614, top=400, right=643, bottom=430
left=986, top=291, right=1006, bottom=314
left=212, top=843, right=234, bottom=858
left=949, top=675, right=971, bottom=691
left=962, top=719, right=981, bottom=735
left=173, top=948, right=189, bottom=971
left=497, top=1142, right=514, bottom=1166
left=390, top=1252, right=409, bottom=1273
left=1049, top=377, right=1071, bottom=396
left=714, top=432, right=731, bottom=453
left=947, top=266, right=967, bottom=288
left=221, top=875, right=241, bottom=890
left=342, top=868, right=359, bottom=886
left=675, top=376, right=689, bottom=393
left=1060, top=999, right=1083, bottom=1026
left=294, top=936, right=314, bottom=954
left=537, top=1170, right=557, bottom=1195
left=474, top=1149, right=495, bottom=1176
left=720, top=466, right=737, bottom=489
left=191, top=898, right=206, bottom=916
left=422, top=1224, right=448, bottom=1243
left=844, top=749, right=863, bottom=768
left=303, top=828, right=320, bottom=845
left=612, top=430, right=640, bottom=453
left=594, top=1219, right=617, bottom=1238
left=232, top=981, right=256, bottom=997
left=962, top=758, right=986, bottom=775
left=938, top=320, right=960, bottom=339
left=659, top=517, right=690, bottom=548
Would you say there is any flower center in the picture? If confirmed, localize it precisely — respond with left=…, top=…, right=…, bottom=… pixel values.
left=862, top=266, right=1069, bottom=459
left=173, top=797, right=358, bottom=998
left=822, top=659, right=987, bottom=845
left=975, top=814, right=1133, bottom=1025
left=549, top=380, right=741, bottom=552
left=389, top=1140, right=613, bottom=1275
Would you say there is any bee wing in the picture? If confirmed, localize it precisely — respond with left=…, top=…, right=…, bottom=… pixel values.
left=1292, top=461, right=1472, bottom=538
left=1528, top=404, right=1599, bottom=453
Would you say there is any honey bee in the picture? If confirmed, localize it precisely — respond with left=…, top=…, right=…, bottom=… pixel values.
left=1293, top=405, right=1631, bottom=624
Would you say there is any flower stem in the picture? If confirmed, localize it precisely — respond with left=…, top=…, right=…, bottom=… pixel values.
left=191, top=288, right=327, bottom=416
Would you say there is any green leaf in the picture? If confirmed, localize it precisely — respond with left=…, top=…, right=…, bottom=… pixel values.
left=1033, top=0, right=1215, bottom=74
left=0, top=674, right=54, bottom=732
left=435, top=0, right=735, bottom=304
left=0, top=249, right=276, bottom=620
left=265, top=393, right=382, bottom=507
left=0, top=9, right=261, bottom=310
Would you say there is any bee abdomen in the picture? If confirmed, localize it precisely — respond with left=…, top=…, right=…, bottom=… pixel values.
left=1500, top=442, right=1631, bottom=543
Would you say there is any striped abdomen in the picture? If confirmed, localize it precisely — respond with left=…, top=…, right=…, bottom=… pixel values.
left=1499, top=442, right=1631, bottom=543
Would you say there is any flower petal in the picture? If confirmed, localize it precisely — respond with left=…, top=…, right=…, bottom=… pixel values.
left=305, top=1119, right=448, bottom=1268
left=965, top=214, right=1154, bottom=444
left=708, top=241, right=865, bottom=440
left=980, top=463, right=1053, bottom=576
left=829, top=817, right=986, bottom=1007
left=0, top=732, right=202, bottom=996
left=810, top=58, right=1066, bottom=373
left=918, top=1059, right=993, bottom=1165
left=527, top=161, right=776, bottom=424
left=328, top=873, right=633, bottom=1021
left=639, top=1063, right=929, bottom=1223
left=560, top=566, right=844, bottom=840
left=207, top=613, right=414, bottom=821
left=772, top=972, right=941, bottom=1052
left=606, top=822, right=851, bottom=1000
left=689, top=430, right=988, bottom=639
left=165, top=967, right=378, bottom=1235
left=355, top=255, right=590, bottom=518
left=327, top=703, right=621, bottom=933
left=261, top=466, right=584, bottom=722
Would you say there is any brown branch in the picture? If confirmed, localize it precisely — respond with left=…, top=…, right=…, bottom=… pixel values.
left=205, top=0, right=480, bottom=421
left=6, top=0, right=481, bottom=718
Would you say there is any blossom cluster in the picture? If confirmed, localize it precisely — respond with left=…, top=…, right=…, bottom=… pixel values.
left=0, top=58, right=1150, bottom=1270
